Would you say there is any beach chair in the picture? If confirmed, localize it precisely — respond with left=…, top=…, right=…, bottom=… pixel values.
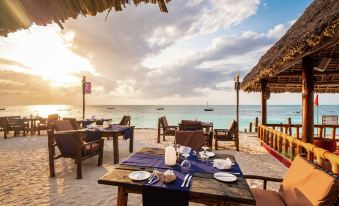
left=214, top=120, right=238, bottom=150
left=234, top=156, right=339, bottom=206
left=119, top=115, right=131, bottom=126
left=47, top=130, right=104, bottom=179
left=37, top=114, right=59, bottom=135
left=62, top=117, right=79, bottom=129
left=175, top=130, right=205, bottom=151
left=157, top=116, right=178, bottom=142
left=0, top=117, right=28, bottom=139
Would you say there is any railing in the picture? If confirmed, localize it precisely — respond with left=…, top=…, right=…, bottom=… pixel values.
left=258, top=125, right=339, bottom=174
left=266, top=123, right=339, bottom=142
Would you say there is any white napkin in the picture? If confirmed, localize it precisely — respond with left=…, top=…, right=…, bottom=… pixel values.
left=213, top=158, right=232, bottom=170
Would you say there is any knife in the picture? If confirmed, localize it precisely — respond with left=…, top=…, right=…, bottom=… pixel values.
left=185, top=175, right=192, bottom=187
left=181, top=174, right=189, bottom=187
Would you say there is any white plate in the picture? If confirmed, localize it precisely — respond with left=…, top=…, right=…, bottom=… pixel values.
left=199, top=151, right=215, bottom=157
left=214, top=172, right=237, bottom=182
left=128, top=171, right=151, bottom=181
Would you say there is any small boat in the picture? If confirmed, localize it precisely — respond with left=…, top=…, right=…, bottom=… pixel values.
left=156, top=107, right=164, bottom=110
left=204, top=102, right=214, bottom=111
left=0, top=107, right=5, bottom=110
left=107, top=107, right=115, bottom=110
left=58, top=109, right=71, bottom=111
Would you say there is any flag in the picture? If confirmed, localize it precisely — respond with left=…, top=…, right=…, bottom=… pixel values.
left=85, top=82, right=91, bottom=94
left=314, top=94, right=318, bottom=106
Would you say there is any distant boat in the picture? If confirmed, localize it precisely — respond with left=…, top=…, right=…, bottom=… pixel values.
left=156, top=107, right=164, bottom=110
left=107, top=107, right=115, bottom=110
left=204, top=102, right=214, bottom=111
left=58, top=109, right=71, bottom=111
left=0, top=107, right=5, bottom=110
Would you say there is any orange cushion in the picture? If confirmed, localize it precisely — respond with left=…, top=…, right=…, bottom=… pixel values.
left=233, top=188, right=285, bottom=206
left=279, top=156, right=339, bottom=206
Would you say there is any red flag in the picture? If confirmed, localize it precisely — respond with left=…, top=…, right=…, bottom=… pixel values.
left=314, top=94, right=319, bottom=106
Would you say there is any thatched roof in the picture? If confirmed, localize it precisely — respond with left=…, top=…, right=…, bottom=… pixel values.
left=0, top=0, right=170, bottom=37
left=241, top=0, right=339, bottom=93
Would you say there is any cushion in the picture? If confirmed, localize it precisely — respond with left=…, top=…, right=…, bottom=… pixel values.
left=55, top=120, right=74, bottom=131
left=279, top=156, right=339, bottom=206
left=233, top=188, right=285, bottom=206
left=175, top=130, right=205, bottom=151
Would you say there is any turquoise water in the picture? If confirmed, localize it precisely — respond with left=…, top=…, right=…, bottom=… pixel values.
left=0, top=105, right=338, bottom=130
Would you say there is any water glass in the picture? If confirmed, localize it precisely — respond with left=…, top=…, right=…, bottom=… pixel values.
left=180, top=153, right=191, bottom=173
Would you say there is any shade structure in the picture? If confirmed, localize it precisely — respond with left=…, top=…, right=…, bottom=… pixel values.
left=241, top=0, right=339, bottom=93
left=0, top=0, right=171, bottom=37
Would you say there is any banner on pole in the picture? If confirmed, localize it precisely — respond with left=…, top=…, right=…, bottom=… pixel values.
left=85, top=82, right=91, bottom=94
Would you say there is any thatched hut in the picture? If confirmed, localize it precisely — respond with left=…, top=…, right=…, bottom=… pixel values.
left=241, top=0, right=339, bottom=143
left=0, top=0, right=170, bottom=36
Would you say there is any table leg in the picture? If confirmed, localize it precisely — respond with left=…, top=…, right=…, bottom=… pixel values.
left=117, top=186, right=128, bottom=206
left=30, top=120, right=34, bottom=135
left=129, top=127, right=134, bottom=153
left=113, top=134, right=119, bottom=164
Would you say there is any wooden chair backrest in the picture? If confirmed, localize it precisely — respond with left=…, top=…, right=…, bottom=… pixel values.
left=228, top=120, right=237, bottom=133
left=62, top=118, right=78, bottom=129
left=7, top=116, right=20, bottom=124
left=119, top=115, right=131, bottom=126
left=160, top=116, right=169, bottom=128
left=55, top=120, right=74, bottom=131
left=48, top=131, right=80, bottom=157
left=179, top=120, right=203, bottom=131
left=175, top=130, right=205, bottom=151
left=0, top=117, right=8, bottom=129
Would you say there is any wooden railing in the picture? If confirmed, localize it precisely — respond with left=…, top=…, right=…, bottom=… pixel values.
left=258, top=125, right=339, bottom=174
left=266, top=123, right=339, bottom=141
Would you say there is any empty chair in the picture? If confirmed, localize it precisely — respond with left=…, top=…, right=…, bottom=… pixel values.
left=62, top=117, right=78, bottom=130
left=37, top=114, right=60, bottom=135
left=157, top=116, right=178, bottom=143
left=179, top=120, right=203, bottom=131
left=214, top=120, right=238, bottom=150
left=54, top=120, right=75, bottom=131
left=236, top=155, right=339, bottom=206
left=47, top=130, right=104, bottom=179
left=0, top=117, right=28, bottom=139
left=175, top=130, right=205, bottom=151
left=119, top=115, right=131, bottom=126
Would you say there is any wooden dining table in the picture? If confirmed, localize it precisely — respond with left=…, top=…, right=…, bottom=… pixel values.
left=98, top=147, right=255, bottom=206
left=80, top=125, right=134, bottom=164
left=13, top=117, right=47, bottom=135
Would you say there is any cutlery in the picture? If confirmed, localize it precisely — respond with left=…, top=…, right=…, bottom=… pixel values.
left=185, top=175, right=192, bottom=187
left=181, top=174, right=189, bottom=187
left=147, top=173, right=155, bottom=184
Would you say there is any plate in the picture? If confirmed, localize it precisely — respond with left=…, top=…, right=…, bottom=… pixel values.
left=199, top=151, right=215, bottom=157
left=128, top=171, right=151, bottom=181
left=214, top=172, right=237, bottom=182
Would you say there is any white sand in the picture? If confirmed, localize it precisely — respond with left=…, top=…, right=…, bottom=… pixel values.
left=0, top=130, right=287, bottom=206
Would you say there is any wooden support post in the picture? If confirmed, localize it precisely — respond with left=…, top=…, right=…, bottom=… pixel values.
left=82, top=76, right=86, bottom=120
left=287, top=117, right=292, bottom=135
left=249, top=122, right=253, bottom=132
left=255, top=117, right=259, bottom=132
left=301, top=56, right=314, bottom=143
left=235, top=74, right=240, bottom=151
left=332, top=128, right=336, bottom=141
left=261, top=80, right=268, bottom=126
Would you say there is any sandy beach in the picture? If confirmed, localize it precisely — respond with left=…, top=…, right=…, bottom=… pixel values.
left=0, top=129, right=287, bottom=206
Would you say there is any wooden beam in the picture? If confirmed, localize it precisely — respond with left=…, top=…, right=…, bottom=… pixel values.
left=261, top=80, right=268, bottom=125
left=301, top=56, right=314, bottom=143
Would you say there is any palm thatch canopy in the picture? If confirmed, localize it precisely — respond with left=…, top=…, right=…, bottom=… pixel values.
left=0, top=0, right=170, bottom=37
left=241, top=0, right=339, bottom=93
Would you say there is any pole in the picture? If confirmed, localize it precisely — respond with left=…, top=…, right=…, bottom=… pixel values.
left=260, top=80, right=268, bottom=126
left=82, top=76, right=86, bottom=119
left=235, top=74, right=240, bottom=151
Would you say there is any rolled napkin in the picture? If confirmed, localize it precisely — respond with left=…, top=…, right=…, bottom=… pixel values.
left=213, top=158, right=232, bottom=170
left=154, top=169, right=176, bottom=183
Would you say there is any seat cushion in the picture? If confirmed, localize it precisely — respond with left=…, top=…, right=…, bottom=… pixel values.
left=233, top=188, right=285, bottom=206
left=279, top=156, right=339, bottom=206
left=82, top=143, right=100, bottom=155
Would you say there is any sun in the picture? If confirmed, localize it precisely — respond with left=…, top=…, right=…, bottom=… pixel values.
left=0, top=25, right=95, bottom=87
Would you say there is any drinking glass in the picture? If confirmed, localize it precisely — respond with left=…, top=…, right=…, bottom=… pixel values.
left=180, top=153, right=191, bottom=173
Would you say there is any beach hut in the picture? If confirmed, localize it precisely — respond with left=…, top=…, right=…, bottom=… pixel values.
left=0, top=0, right=170, bottom=36
left=241, top=0, right=339, bottom=172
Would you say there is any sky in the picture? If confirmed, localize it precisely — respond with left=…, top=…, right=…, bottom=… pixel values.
left=0, top=0, right=337, bottom=105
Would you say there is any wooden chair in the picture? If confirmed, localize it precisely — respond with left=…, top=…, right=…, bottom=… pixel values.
left=62, top=117, right=79, bottom=129
left=55, top=120, right=75, bottom=131
left=37, top=114, right=59, bottom=135
left=119, top=115, right=131, bottom=126
left=235, top=156, right=339, bottom=206
left=214, top=120, right=238, bottom=150
left=0, top=117, right=28, bottom=139
left=157, top=116, right=178, bottom=143
left=47, top=130, right=104, bottom=179
left=175, top=130, right=205, bottom=151
left=179, top=120, right=213, bottom=148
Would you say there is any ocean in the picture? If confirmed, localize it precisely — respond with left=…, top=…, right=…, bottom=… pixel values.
left=1, top=105, right=338, bottom=131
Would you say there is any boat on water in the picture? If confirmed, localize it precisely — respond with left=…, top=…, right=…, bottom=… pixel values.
left=156, top=107, right=164, bottom=110
left=0, top=107, right=5, bottom=110
left=107, top=107, right=115, bottom=110
left=204, top=102, right=214, bottom=111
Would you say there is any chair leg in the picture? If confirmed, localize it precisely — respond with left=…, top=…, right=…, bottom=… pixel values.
left=98, top=140, right=104, bottom=166
left=162, top=130, right=166, bottom=141
left=4, top=129, right=7, bottom=139
left=38, top=128, right=40, bottom=136
left=76, top=159, right=82, bottom=179
left=215, top=139, right=218, bottom=150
